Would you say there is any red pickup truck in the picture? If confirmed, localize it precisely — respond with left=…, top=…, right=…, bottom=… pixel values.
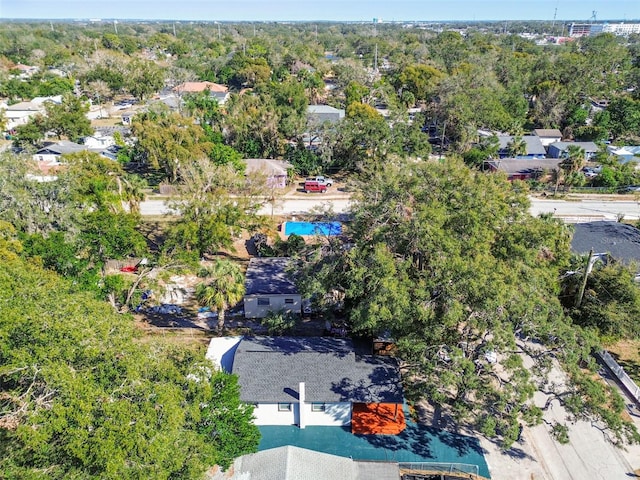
left=303, top=180, right=327, bottom=193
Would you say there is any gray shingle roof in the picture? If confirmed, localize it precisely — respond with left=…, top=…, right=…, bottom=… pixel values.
left=550, top=141, right=599, bottom=153
left=232, top=337, right=404, bottom=404
left=571, top=221, right=640, bottom=263
left=208, top=445, right=399, bottom=480
left=244, top=257, right=298, bottom=296
left=497, top=135, right=547, bottom=156
left=486, top=158, right=561, bottom=175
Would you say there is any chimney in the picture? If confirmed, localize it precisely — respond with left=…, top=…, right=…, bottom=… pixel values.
left=298, top=382, right=306, bottom=429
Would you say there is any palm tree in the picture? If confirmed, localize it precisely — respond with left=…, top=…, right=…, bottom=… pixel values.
left=560, top=145, right=586, bottom=174
left=480, top=134, right=500, bottom=159
left=196, top=259, right=245, bottom=332
left=551, top=167, right=564, bottom=196
left=507, top=135, right=527, bottom=157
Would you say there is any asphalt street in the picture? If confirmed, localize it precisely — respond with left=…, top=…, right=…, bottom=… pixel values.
left=140, top=194, right=640, bottom=221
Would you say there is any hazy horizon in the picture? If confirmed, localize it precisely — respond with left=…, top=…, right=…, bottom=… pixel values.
left=1, top=0, right=639, bottom=23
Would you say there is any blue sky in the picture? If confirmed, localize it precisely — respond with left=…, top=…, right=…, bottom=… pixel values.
left=1, top=0, right=638, bottom=22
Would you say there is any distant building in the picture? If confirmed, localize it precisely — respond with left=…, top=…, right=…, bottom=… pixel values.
left=244, top=158, right=293, bottom=188
left=307, top=105, right=345, bottom=125
left=602, top=22, right=640, bottom=36
left=496, top=135, right=547, bottom=159
left=33, top=140, right=88, bottom=164
left=485, top=158, right=562, bottom=181
left=569, top=22, right=640, bottom=37
left=607, top=145, right=640, bottom=167
left=548, top=141, right=599, bottom=160
left=172, top=81, right=229, bottom=105
left=533, top=128, right=563, bottom=148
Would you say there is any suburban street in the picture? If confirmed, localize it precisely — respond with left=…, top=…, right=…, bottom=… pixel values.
left=140, top=194, right=640, bottom=221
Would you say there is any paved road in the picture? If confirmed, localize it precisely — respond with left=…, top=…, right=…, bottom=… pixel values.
left=530, top=197, right=640, bottom=222
left=140, top=195, right=640, bottom=222
left=139, top=197, right=353, bottom=216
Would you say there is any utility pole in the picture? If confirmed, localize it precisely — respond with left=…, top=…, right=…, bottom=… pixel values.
left=439, top=120, right=447, bottom=162
left=575, top=249, right=594, bottom=308
left=113, top=20, right=118, bottom=34
left=374, top=44, right=378, bottom=72
left=218, top=23, right=221, bottom=40
left=173, top=22, right=177, bottom=37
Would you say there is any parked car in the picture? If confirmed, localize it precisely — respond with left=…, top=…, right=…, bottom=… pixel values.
left=582, top=166, right=602, bottom=178
left=619, top=185, right=640, bottom=193
left=305, top=175, right=333, bottom=187
left=303, top=180, right=327, bottom=193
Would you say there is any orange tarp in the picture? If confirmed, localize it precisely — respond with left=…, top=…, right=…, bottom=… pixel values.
left=351, top=403, right=406, bottom=435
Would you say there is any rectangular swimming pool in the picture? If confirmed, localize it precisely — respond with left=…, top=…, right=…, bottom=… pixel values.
left=284, top=221, right=342, bottom=236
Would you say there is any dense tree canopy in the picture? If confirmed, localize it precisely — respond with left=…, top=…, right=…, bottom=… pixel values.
left=0, top=240, right=259, bottom=479
left=299, top=157, right=638, bottom=447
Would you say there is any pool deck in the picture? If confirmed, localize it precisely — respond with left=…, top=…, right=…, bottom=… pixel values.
left=258, top=406, right=490, bottom=478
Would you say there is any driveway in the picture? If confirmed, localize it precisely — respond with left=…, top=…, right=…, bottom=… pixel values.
left=477, top=354, right=640, bottom=480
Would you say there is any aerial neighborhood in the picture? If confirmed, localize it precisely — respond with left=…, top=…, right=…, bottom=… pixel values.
left=3, top=9, right=640, bottom=480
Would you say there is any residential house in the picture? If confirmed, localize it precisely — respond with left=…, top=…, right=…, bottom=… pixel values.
left=4, top=101, right=44, bottom=130
left=207, top=336, right=404, bottom=429
left=243, top=257, right=300, bottom=319
left=307, top=105, right=345, bottom=125
left=571, top=221, right=640, bottom=279
left=548, top=141, right=599, bottom=160
left=497, top=135, right=547, bottom=159
left=244, top=158, right=292, bottom=189
left=208, top=445, right=400, bottom=480
left=31, top=95, right=63, bottom=106
left=607, top=145, right=640, bottom=167
left=33, top=140, right=88, bottom=164
left=12, top=63, right=39, bottom=78
left=484, top=158, right=561, bottom=181
left=121, top=111, right=135, bottom=125
left=533, top=128, right=563, bottom=148
left=172, top=81, right=230, bottom=105
left=81, top=131, right=115, bottom=149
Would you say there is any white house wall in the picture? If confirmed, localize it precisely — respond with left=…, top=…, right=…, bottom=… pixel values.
left=253, top=402, right=351, bottom=426
left=244, top=294, right=301, bottom=319
left=303, top=402, right=351, bottom=426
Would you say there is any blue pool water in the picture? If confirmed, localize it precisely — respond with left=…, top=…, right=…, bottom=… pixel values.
left=284, top=221, right=342, bottom=236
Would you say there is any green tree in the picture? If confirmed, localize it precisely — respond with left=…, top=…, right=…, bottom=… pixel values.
left=165, top=159, right=264, bottom=257
left=13, top=114, right=47, bottom=148
left=124, top=59, right=165, bottom=101
left=44, top=93, right=93, bottom=141
left=299, top=157, right=637, bottom=448
left=131, top=108, right=211, bottom=182
left=394, top=64, right=445, bottom=102
left=0, top=256, right=259, bottom=478
left=561, top=259, right=640, bottom=340
left=196, top=259, right=246, bottom=331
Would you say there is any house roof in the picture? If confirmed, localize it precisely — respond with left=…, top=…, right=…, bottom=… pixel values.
left=485, top=158, right=561, bottom=175
left=245, top=158, right=293, bottom=177
left=497, top=135, right=547, bottom=156
left=571, top=221, right=640, bottom=263
left=549, top=141, right=599, bottom=153
left=533, top=128, right=563, bottom=138
left=244, top=257, right=298, bottom=296
left=36, top=141, right=88, bottom=155
left=5, top=101, right=42, bottom=112
left=173, top=81, right=228, bottom=94
left=232, top=336, right=404, bottom=404
left=208, top=445, right=399, bottom=480
left=307, top=105, right=345, bottom=119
